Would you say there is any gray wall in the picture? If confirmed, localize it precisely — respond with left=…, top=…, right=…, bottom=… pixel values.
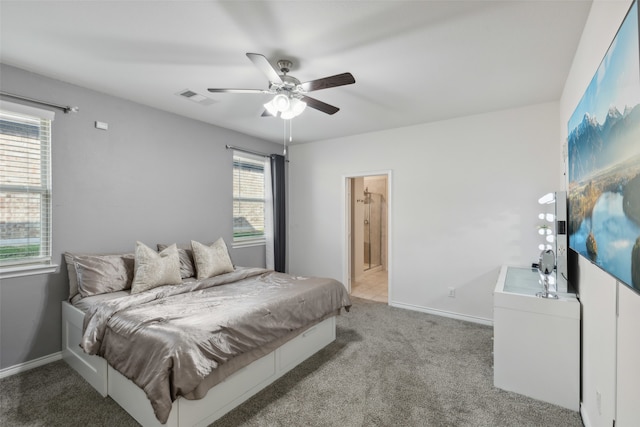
left=0, top=64, right=281, bottom=369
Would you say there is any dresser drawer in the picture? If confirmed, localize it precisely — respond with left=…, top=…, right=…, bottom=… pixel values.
left=279, top=316, right=336, bottom=372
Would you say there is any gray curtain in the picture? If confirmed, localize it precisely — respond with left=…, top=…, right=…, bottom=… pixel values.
left=270, top=154, right=286, bottom=272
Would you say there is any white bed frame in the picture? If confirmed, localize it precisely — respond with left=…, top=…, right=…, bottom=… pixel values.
left=61, top=301, right=336, bottom=427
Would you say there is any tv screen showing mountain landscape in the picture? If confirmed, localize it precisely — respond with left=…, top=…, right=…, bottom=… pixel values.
left=567, top=0, right=640, bottom=291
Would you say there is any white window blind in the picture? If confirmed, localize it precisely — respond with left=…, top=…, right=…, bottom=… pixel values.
left=0, top=101, right=54, bottom=269
left=233, top=151, right=265, bottom=245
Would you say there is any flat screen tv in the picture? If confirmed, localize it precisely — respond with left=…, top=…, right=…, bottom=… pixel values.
left=567, top=0, right=640, bottom=292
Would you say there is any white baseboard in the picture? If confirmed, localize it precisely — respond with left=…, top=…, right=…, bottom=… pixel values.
left=0, top=352, right=62, bottom=379
left=390, top=301, right=493, bottom=326
left=580, top=403, right=592, bottom=427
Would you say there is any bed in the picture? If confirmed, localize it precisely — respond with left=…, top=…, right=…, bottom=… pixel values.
left=60, top=241, right=351, bottom=427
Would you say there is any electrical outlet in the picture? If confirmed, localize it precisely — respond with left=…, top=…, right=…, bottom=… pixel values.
left=448, top=287, right=455, bottom=298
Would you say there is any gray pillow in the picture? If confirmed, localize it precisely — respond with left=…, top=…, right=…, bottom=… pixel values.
left=191, top=238, right=234, bottom=280
left=157, top=242, right=196, bottom=279
left=64, top=252, right=133, bottom=300
left=64, top=252, right=82, bottom=300
left=131, top=242, right=182, bottom=294
left=74, top=254, right=135, bottom=297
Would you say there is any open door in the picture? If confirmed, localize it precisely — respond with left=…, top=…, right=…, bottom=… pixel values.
left=344, top=172, right=391, bottom=304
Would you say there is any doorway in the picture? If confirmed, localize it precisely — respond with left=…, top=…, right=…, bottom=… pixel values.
left=347, top=174, right=389, bottom=303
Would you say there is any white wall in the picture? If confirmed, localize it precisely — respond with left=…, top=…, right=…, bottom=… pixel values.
left=616, top=284, right=640, bottom=426
left=560, top=1, right=640, bottom=426
left=288, top=102, right=561, bottom=323
left=576, top=256, right=617, bottom=426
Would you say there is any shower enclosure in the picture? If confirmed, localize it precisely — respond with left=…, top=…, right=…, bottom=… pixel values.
left=363, top=188, right=383, bottom=271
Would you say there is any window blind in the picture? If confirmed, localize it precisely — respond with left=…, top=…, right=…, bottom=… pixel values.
left=0, top=101, right=54, bottom=267
left=233, top=151, right=265, bottom=244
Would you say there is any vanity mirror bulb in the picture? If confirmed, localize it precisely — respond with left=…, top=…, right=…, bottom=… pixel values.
left=537, top=227, right=552, bottom=236
left=538, top=193, right=556, bottom=204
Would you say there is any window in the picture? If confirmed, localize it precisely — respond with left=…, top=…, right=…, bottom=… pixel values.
left=233, top=151, right=265, bottom=246
left=0, top=101, right=55, bottom=275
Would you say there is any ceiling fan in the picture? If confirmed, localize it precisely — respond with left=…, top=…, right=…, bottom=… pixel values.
left=207, top=53, right=355, bottom=119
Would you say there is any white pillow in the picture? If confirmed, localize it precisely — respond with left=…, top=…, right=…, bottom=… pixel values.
left=191, top=238, right=234, bottom=280
left=131, top=242, right=182, bottom=294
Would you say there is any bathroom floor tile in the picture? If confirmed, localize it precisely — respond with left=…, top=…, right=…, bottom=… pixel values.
left=351, top=269, right=388, bottom=303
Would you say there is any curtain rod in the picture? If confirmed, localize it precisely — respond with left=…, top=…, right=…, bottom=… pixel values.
left=0, top=91, right=79, bottom=114
left=225, top=144, right=271, bottom=158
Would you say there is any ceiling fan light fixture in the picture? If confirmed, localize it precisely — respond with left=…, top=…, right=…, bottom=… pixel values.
left=263, top=99, right=279, bottom=117
left=280, top=98, right=307, bottom=120
left=264, top=93, right=290, bottom=117
left=273, top=94, right=290, bottom=111
left=264, top=93, right=307, bottom=120
left=292, top=98, right=307, bottom=114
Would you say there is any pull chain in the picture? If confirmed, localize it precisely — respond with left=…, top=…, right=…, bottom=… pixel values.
left=282, top=119, right=293, bottom=156
left=283, top=119, right=287, bottom=156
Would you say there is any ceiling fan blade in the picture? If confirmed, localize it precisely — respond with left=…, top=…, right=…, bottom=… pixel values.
left=261, top=109, right=276, bottom=117
left=300, top=95, right=340, bottom=115
left=300, top=72, right=355, bottom=92
left=207, top=88, right=268, bottom=94
left=246, top=53, right=283, bottom=84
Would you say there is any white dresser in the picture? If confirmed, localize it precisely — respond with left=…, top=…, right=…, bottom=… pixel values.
left=493, top=265, right=580, bottom=411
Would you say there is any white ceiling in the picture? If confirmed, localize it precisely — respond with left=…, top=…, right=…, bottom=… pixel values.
left=0, top=0, right=592, bottom=145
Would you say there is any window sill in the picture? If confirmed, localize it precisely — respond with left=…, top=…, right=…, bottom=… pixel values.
left=232, top=240, right=266, bottom=249
left=0, top=264, right=59, bottom=280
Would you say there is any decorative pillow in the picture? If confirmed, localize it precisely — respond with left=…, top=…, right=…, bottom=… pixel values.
left=64, top=252, right=133, bottom=300
left=191, top=238, right=234, bottom=280
left=74, top=254, right=135, bottom=297
left=157, top=242, right=196, bottom=279
left=131, top=242, right=182, bottom=294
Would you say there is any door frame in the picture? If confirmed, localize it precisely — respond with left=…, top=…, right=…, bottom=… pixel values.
left=342, top=170, right=392, bottom=303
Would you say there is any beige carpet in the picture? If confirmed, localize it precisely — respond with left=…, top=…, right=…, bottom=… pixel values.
left=0, top=297, right=583, bottom=426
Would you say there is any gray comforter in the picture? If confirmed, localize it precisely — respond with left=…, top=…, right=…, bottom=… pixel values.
left=80, top=268, right=351, bottom=423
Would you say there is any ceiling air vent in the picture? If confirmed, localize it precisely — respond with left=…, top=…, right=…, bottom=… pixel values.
left=181, top=90, right=198, bottom=98
left=176, top=89, right=215, bottom=106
